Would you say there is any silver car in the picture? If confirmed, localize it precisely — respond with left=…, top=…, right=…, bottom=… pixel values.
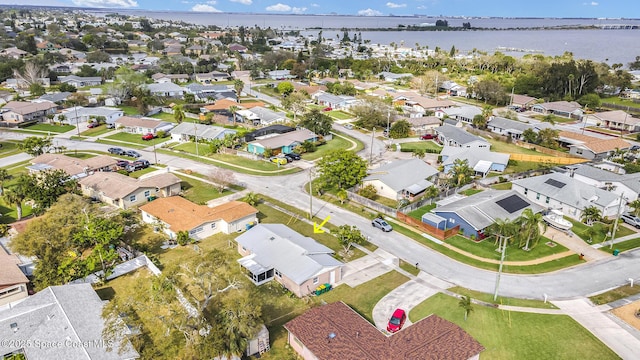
left=372, top=217, right=393, bottom=232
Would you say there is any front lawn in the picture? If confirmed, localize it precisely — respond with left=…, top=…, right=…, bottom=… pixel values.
left=105, top=132, right=171, bottom=146
left=407, top=203, right=436, bottom=221
left=80, top=124, right=113, bottom=137
left=327, top=110, right=352, bottom=120
left=173, top=141, right=214, bottom=156
left=491, top=182, right=513, bottom=190
left=448, top=286, right=558, bottom=309
left=567, top=218, right=635, bottom=244
left=0, top=141, right=23, bottom=158
left=302, top=136, right=353, bottom=161
left=409, top=293, right=618, bottom=360
left=485, top=138, right=554, bottom=156
left=176, top=174, right=234, bottom=204
left=128, top=167, right=160, bottom=179
left=118, top=105, right=143, bottom=115
left=531, top=114, right=577, bottom=124
left=400, top=141, right=443, bottom=153
left=446, top=235, right=570, bottom=262
left=318, top=271, right=409, bottom=322
left=24, top=123, right=75, bottom=133
left=609, top=237, right=640, bottom=252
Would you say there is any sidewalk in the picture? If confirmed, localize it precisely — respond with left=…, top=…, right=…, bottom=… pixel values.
left=544, top=227, right=610, bottom=261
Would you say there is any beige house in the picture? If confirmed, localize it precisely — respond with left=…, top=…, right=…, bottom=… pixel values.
left=78, top=172, right=182, bottom=209
left=236, top=224, right=344, bottom=297
left=115, top=116, right=174, bottom=135
left=28, top=153, right=117, bottom=179
left=139, top=196, right=258, bottom=240
left=1, top=101, right=57, bottom=125
left=591, top=110, right=639, bottom=132
left=0, top=247, right=29, bottom=307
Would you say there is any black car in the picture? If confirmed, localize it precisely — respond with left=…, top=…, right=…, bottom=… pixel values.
left=125, top=150, right=141, bottom=158
left=133, top=159, right=150, bottom=168
left=284, top=153, right=301, bottom=161
left=108, top=147, right=125, bottom=155
left=116, top=160, right=130, bottom=168
left=125, top=163, right=145, bottom=172
left=631, top=145, right=640, bottom=152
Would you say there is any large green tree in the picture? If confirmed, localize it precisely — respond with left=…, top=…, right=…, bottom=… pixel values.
left=448, top=158, right=473, bottom=188
left=23, top=169, right=78, bottom=212
left=389, top=119, right=410, bottom=139
left=351, top=96, right=394, bottom=129
left=518, top=208, right=547, bottom=250
left=18, top=136, right=53, bottom=156
left=316, top=150, right=367, bottom=190
left=332, top=224, right=366, bottom=255
left=300, top=108, right=333, bottom=136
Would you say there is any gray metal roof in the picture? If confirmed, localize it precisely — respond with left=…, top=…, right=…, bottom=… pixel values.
left=512, top=172, right=619, bottom=208
left=441, top=146, right=510, bottom=168
left=0, top=284, right=139, bottom=360
left=249, top=106, right=286, bottom=124
left=436, top=124, right=488, bottom=146
left=363, top=158, right=438, bottom=193
left=434, top=190, right=541, bottom=230
left=568, top=163, right=640, bottom=194
left=487, top=116, right=534, bottom=134
left=39, top=92, right=71, bottom=103
left=235, top=224, right=343, bottom=285
left=171, top=122, right=236, bottom=140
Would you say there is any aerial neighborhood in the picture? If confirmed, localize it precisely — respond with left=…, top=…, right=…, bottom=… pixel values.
left=1, top=5, right=640, bottom=360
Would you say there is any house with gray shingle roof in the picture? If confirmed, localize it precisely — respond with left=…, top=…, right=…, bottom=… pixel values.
left=486, top=116, right=553, bottom=140
left=441, top=146, right=510, bottom=177
left=559, top=163, right=640, bottom=202
left=170, top=122, right=236, bottom=142
left=425, top=190, right=541, bottom=237
left=531, top=101, right=583, bottom=119
left=362, top=158, right=439, bottom=200
left=0, top=283, right=139, bottom=360
left=435, top=124, right=490, bottom=149
left=146, top=82, right=185, bottom=98
left=240, top=106, right=287, bottom=126
left=58, top=75, right=102, bottom=87
left=435, top=105, right=481, bottom=124
left=512, top=172, right=622, bottom=220
left=236, top=224, right=343, bottom=297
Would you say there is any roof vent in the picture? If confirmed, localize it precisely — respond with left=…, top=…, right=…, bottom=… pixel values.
left=269, top=236, right=275, bottom=241
left=10, top=322, right=18, bottom=332
left=327, top=332, right=336, bottom=343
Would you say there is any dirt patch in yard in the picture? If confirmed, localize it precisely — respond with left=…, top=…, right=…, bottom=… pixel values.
left=611, top=300, right=640, bottom=330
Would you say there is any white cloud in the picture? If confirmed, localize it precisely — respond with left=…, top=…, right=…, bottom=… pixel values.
left=207, top=0, right=216, bottom=4
left=357, top=8, right=382, bottom=16
left=582, top=1, right=598, bottom=4
left=230, top=0, right=252, bottom=4
left=266, top=3, right=291, bottom=11
left=310, top=3, right=319, bottom=7
left=71, top=0, right=138, bottom=8
left=292, top=6, right=307, bottom=13
left=417, top=5, right=426, bottom=9
left=386, top=2, right=406, bottom=8
left=191, top=3, right=221, bottom=11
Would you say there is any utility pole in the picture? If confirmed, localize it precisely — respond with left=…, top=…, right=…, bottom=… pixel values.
left=610, top=193, right=625, bottom=249
left=369, top=127, right=375, bottom=163
left=493, top=235, right=512, bottom=301
left=308, top=168, right=315, bottom=219
left=194, top=120, right=199, bottom=157
left=621, top=108, right=629, bottom=138
left=581, top=113, right=588, bottom=135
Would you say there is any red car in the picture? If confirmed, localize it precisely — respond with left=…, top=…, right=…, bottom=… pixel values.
left=420, top=133, right=434, bottom=140
left=387, top=308, right=406, bottom=333
left=87, top=122, right=99, bottom=128
left=142, top=133, right=155, bottom=140
left=323, top=107, right=332, bottom=112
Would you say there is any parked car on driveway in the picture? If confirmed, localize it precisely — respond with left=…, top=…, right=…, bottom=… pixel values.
left=387, top=308, right=406, bottom=333
left=621, top=213, right=640, bottom=228
left=420, top=133, right=434, bottom=140
left=323, top=107, right=332, bottom=112
left=106, top=123, right=115, bottom=129
left=372, top=217, right=393, bottom=232
left=125, top=150, right=141, bottom=158
left=116, top=160, right=130, bottom=168
left=270, top=156, right=288, bottom=165
left=108, top=147, right=125, bottom=155
left=284, top=153, right=301, bottom=161
left=87, top=122, right=99, bottom=128
left=142, top=133, right=155, bottom=141
left=133, top=159, right=150, bottom=169
left=126, top=163, right=145, bottom=172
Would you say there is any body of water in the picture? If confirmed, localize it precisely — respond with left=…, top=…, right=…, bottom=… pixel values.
left=103, top=11, right=640, bottom=65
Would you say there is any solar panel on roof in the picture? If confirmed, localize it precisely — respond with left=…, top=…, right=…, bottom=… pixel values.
left=496, top=194, right=529, bottom=214
left=544, top=179, right=566, bottom=188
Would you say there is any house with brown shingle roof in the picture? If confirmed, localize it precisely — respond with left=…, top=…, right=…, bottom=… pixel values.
left=510, top=94, right=538, bottom=109
left=559, top=131, right=630, bottom=160
left=139, top=197, right=257, bottom=240
left=28, top=153, right=117, bottom=179
left=78, top=171, right=182, bottom=210
left=0, top=246, right=29, bottom=307
left=531, top=101, right=583, bottom=119
left=1, top=101, right=57, bottom=125
left=590, top=110, right=640, bottom=132
left=285, top=301, right=484, bottom=360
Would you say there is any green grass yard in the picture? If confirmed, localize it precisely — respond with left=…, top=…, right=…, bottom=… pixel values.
left=80, top=124, right=113, bottom=137
left=589, top=284, right=640, bottom=305
left=491, top=182, right=513, bottom=190
left=608, top=237, right=640, bottom=253
left=485, top=138, right=554, bottom=156
left=105, top=132, right=171, bottom=146
left=410, top=293, right=619, bottom=360
left=567, top=219, right=635, bottom=244
left=446, top=235, right=570, bottom=262
left=407, top=203, right=436, bottom=221
left=24, top=123, right=75, bottom=133
left=400, top=141, right=443, bottom=152
left=327, top=110, right=352, bottom=120
left=175, top=174, right=234, bottom=204
left=448, top=286, right=558, bottom=309
left=0, top=141, right=23, bottom=158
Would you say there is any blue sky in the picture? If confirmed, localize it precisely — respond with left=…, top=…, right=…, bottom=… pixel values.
left=0, top=0, right=637, bottom=18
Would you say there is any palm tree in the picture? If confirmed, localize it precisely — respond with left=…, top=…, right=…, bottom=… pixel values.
left=233, top=79, right=244, bottom=96
left=425, top=185, right=439, bottom=204
left=449, top=158, right=472, bottom=188
left=173, top=105, right=185, bottom=124
left=518, top=208, right=547, bottom=250
left=487, top=218, right=519, bottom=249
left=629, top=199, right=640, bottom=217
left=0, top=169, right=10, bottom=196
left=337, top=189, right=348, bottom=204
left=581, top=206, right=601, bottom=226
left=242, top=192, right=260, bottom=206
left=229, top=105, right=239, bottom=126
left=3, top=187, right=27, bottom=220
left=458, top=295, right=473, bottom=321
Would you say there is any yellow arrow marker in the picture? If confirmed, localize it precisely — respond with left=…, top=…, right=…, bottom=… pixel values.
left=313, top=215, right=331, bottom=234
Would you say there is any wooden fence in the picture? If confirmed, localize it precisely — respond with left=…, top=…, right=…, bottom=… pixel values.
left=396, top=212, right=459, bottom=240
left=508, top=153, right=586, bottom=165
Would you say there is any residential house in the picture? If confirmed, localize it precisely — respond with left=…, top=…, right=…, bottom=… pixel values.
left=185, top=44, right=204, bottom=55
left=79, top=171, right=182, bottom=210
left=228, top=43, right=247, bottom=53
left=435, top=105, right=481, bottom=124
left=201, top=99, right=244, bottom=115
left=185, top=84, right=236, bottom=101
left=140, top=197, right=258, bottom=240
left=558, top=131, right=630, bottom=160
left=486, top=116, right=552, bottom=140
left=146, top=82, right=185, bottom=98
left=195, top=71, right=229, bottom=84
left=510, top=94, right=538, bottom=109
left=170, top=122, right=237, bottom=142
left=512, top=172, right=622, bottom=220
left=58, top=75, right=102, bottom=87
left=151, top=73, right=190, bottom=84
left=244, top=124, right=294, bottom=142
left=284, top=301, right=484, bottom=360
left=378, top=71, right=413, bottom=82
left=312, top=91, right=356, bottom=110
left=435, top=124, right=490, bottom=149
left=0, top=101, right=57, bottom=126
left=236, top=224, right=344, bottom=297
left=0, top=284, right=139, bottom=360
left=0, top=246, right=29, bottom=307
left=238, top=106, right=287, bottom=126
left=560, top=163, right=640, bottom=201
left=115, top=116, right=174, bottom=135
left=590, top=110, right=639, bottom=132
left=362, top=158, right=439, bottom=200
left=36, top=40, right=61, bottom=53
left=39, top=92, right=72, bottom=105
left=29, top=153, right=117, bottom=179
left=439, top=80, right=467, bottom=97
left=247, top=129, right=318, bottom=155
left=531, top=101, right=583, bottom=119
left=4, top=77, right=50, bottom=90
left=0, top=47, right=28, bottom=59
left=424, top=190, right=541, bottom=238
left=441, top=146, right=511, bottom=177
left=267, top=70, right=295, bottom=80
left=405, top=116, right=441, bottom=135
left=56, top=106, right=124, bottom=125
left=395, top=95, right=456, bottom=116
left=163, top=45, right=182, bottom=56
